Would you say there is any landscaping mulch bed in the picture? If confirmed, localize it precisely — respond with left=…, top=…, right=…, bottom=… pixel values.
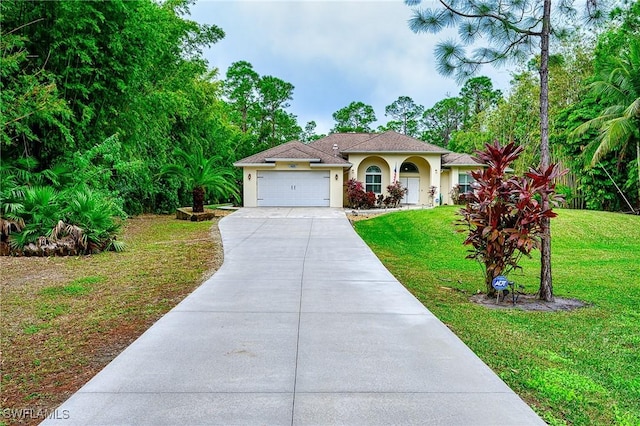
left=469, top=293, right=588, bottom=311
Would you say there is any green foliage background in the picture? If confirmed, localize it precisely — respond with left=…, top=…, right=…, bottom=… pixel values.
left=1, top=0, right=638, bottom=226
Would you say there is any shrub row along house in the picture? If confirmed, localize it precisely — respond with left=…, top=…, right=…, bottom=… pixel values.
left=234, top=131, right=482, bottom=208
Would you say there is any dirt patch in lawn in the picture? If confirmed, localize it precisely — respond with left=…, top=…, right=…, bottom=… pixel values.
left=470, top=293, right=588, bottom=311
left=0, top=215, right=223, bottom=425
left=347, top=212, right=391, bottom=222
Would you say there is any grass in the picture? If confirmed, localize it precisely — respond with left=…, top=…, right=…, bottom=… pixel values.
left=0, top=215, right=222, bottom=426
left=354, top=206, right=640, bottom=425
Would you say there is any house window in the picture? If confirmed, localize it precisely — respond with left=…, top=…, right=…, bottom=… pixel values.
left=365, top=165, right=382, bottom=194
left=400, top=162, right=418, bottom=173
left=458, top=172, right=475, bottom=194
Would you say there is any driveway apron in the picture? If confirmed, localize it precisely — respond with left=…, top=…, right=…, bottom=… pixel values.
left=42, top=207, right=544, bottom=425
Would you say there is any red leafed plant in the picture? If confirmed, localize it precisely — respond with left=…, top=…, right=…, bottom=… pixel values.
left=457, top=141, right=566, bottom=296
left=345, top=179, right=377, bottom=209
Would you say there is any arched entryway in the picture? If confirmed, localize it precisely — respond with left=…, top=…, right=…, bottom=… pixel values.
left=355, top=156, right=390, bottom=196
left=398, top=157, right=431, bottom=205
left=399, top=162, right=419, bottom=204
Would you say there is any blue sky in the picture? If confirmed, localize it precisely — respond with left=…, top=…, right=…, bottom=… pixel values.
left=188, top=0, right=515, bottom=134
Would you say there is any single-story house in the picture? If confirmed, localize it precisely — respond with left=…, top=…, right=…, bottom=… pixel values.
left=233, top=130, right=482, bottom=208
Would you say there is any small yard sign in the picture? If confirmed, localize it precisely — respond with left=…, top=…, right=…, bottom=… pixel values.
left=492, top=275, right=509, bottom=291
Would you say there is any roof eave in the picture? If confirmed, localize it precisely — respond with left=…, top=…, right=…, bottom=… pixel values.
left=233, top=162, right=277, bottom=167
left=264, top=157, right=322, bottom=163
left=310, top=162, right=352, bottom=168
left=343, top=150, right=451, bottom=155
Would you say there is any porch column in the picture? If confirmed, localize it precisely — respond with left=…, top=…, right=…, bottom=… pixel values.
left=426, top=157, right=442, bottom=206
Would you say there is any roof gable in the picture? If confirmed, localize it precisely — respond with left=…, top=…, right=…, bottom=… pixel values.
left=442, top=153, right=483, bottom=167
left=340, top=131, right=449, bottom=154
left=308, top=132, right=376, bottom=154
left=234, top=140, right=350, bottom=166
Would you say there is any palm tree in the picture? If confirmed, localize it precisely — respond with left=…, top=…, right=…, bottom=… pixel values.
left=572, top=39, right=640, bottom=206
left=162, top=145, right=239, bottom=213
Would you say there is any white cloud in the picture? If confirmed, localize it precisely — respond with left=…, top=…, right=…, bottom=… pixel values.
left=190, top=0, right=515, bottom=134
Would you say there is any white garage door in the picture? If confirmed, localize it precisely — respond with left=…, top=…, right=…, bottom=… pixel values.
left=257, top=171, right=330, bottom=207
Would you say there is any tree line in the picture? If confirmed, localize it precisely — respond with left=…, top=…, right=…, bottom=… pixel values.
left=331, top=1, right=639, bottom=213
left=1, top=0, right=638, bottom=225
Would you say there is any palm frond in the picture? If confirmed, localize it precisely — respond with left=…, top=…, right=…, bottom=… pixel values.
left=571, top=36, right=640, bottom=171
left=160, top=143, right=239, bottom=206
left=591, top=116, right=635, bottom=165
left=108, top=239, right=126, bottom=252
left=1, top=217, right=24, bottom=238
left=1, top=201, right=25, bottom=215
left=50, top=220, right=67, bottom=240
left=65, top=223, right=88, bottom=250
left=625, top=97, right=640, bottom=119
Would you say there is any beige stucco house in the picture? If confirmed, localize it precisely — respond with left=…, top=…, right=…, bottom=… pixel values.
left=234, top=131, right=482, bottom=208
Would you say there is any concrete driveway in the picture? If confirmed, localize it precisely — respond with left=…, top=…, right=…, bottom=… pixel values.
left=43, top=207, right=544, bottom=425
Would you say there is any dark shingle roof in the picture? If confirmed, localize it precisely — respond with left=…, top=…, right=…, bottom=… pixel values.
left=339, top=131, right=450, bottom=154
left=233, top=140, right=350, bottom=166
left=234, top=131, right=474, bottom=168
left=308, top=133, right=377, bottom=154
left=442, top=153, right=483, bottom=167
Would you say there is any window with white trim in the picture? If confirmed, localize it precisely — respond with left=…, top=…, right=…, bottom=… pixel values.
left=365, top=165, right=382, bottom=194
left=458, top=172, right=475, bottom=194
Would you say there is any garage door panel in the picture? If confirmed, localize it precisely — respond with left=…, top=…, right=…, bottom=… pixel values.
left=257, top=171, right=330, bottom=207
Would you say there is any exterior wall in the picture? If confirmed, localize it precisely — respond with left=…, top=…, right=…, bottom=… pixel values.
left=404, top=155, right=434, bottom=206
left=441, top=166, right=483, bottom=205
left=327, top=167, right=344, bottom=208
left=424, top=156, right=442, bottom=206
left=347, top=153, right=442, bottom=206
left=348, top=154, right=391, bottom=186
left=240, top=162, right=345, bottom=208
left=241, top=166, right=261, bottom=208
left=239, top=155, right=481, bottom=209
left=440, top=170, right=451, bottom=204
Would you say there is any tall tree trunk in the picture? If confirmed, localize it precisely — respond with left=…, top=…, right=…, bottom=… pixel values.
left=538, top=0, right=554, bottom=302
left=637, top=141, right=640, bottom=210
left=192, top=186, right=205, bottom=213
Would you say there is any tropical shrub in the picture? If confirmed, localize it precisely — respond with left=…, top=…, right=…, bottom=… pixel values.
left=345, top=179, right=377, bottom=209
left=161, top=144, right=239, bottom=213
left=62, top=186, right=125, bottom=253
left=7, top=186, right=62, bottom=249
left=457, top=141, right=565, bottom=296
left=345, top=179, right=365, bottom=208
left=363, top=191, right=377, bottom=209
left=0, top=159, right=124, bottom=255
left=385, top=181, right=407, bottom=207
left=449, top=184, right=463, bottom=204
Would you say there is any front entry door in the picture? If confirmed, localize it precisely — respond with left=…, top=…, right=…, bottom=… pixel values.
left=400, top=177, right=420, bottom=204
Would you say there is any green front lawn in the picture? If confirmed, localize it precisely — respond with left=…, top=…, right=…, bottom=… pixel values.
left=354, top=206, right=640, bottom=425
